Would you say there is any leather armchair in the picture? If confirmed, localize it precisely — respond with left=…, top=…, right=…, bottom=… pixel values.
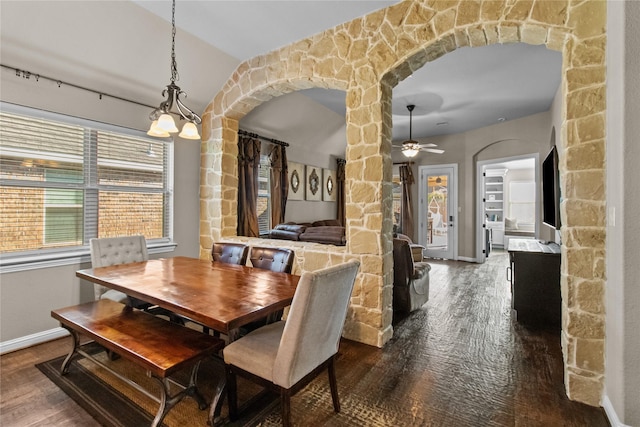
left=211, top=242, right=249, bottom=265
left=392, top=238, right=430, bottom=313
left=249, top=247, right=294, bottom=274
left=243, top=247, right=295, bottom=332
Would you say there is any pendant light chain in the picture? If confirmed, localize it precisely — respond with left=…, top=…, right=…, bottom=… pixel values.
left=170, top=0, right=179, bottom=84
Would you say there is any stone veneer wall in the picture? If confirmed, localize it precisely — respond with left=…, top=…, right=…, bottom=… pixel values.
left=200, top=0, right=606, bottom=406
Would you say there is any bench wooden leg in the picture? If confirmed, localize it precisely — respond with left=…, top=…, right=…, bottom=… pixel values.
left=151, top=360, right=207, bottom=427
left=60, top=327, right=79, bottom=375
left=207, top=374, right=226, bottom=426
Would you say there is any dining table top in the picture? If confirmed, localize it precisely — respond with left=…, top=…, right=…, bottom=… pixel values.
left=76, top=256, right=300, bottom=334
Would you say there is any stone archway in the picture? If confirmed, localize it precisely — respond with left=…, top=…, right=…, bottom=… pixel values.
left=200, top=1, right=606, bottom=405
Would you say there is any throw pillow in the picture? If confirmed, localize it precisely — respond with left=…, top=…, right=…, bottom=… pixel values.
left=504, top=217, right=518, bottom=230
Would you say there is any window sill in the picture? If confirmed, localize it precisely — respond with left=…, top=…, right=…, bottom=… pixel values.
left=0, top=241, right=178, bottom=274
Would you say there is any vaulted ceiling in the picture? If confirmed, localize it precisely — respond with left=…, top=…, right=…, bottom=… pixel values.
left=133, top=1, right=562, bottom=143
left=1, top=1, right=561, bottom=145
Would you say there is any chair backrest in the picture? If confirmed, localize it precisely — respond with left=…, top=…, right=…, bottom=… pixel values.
left=392, top=238, right=414, bottom=287
left=273, top=260, right=360, bottom=389
left=211, top=242, right=249, bottom=265
left=249, top=247, right=295, bottom=273
left=89, top=235, right=148, bottom=300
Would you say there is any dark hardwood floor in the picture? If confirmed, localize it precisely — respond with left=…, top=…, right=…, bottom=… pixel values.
left=0, top=250, right=609, bottom=426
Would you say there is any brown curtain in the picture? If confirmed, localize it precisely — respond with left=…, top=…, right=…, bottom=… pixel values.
left=336, top=158, right=346, bottom=226
left=399, top=164, right=415, bottom=240
left=268, top=144, right=288, bottom=227
left=237, top=135, right=261, bottom=237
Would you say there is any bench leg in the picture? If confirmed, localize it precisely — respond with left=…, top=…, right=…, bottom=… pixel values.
left=60, top=327, right=79, bottom=375
left=150, top=360, right=207, bottom=427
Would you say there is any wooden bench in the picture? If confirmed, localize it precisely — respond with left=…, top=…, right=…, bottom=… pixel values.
left=51, top=299, right=225, bottom=427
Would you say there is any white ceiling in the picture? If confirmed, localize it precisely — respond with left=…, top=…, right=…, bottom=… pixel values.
left=133, top=0, right=562, bottom=144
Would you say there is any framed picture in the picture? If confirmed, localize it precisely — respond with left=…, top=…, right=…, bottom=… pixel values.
left=305, top=165, right=322, bottom=201
left=288, top=162, right=305, bottom=201
left=323, top=169, right=337, bottom=201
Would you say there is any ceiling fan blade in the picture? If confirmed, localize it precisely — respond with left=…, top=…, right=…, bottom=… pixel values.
left=420, top=143, right=438, bottom=148
left=422, top=148, right=445, bottom=154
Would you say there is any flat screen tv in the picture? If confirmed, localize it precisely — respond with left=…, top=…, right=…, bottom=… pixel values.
left=542, top=146, right=561, bottom=229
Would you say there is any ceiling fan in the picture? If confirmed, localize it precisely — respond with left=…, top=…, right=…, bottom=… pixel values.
left=396, top=104, right=445, bottom=158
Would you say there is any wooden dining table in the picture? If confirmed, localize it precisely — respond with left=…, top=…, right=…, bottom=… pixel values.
left=75, top=255, right=301, bottom=425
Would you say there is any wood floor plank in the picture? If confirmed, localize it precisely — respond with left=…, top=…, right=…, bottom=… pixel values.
left=0, top=251, right=609, bottom=426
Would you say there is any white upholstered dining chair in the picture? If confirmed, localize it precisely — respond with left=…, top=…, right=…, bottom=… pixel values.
left=223, top=260, right=360, bottom=426
left=89, top=235, right=150, bottom=308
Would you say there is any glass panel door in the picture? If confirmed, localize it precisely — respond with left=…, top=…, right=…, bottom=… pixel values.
left=419, top=165, right=457, bottom=260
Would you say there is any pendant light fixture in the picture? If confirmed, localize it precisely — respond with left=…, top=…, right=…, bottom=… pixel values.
left=147, top=0, right=201, bottom=140
left=401, top=105, right=420, bottom=158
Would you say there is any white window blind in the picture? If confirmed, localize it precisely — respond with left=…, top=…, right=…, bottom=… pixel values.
left=508, top=181, right=535, bottom=224
left=0, top=105, right=172, bottom=257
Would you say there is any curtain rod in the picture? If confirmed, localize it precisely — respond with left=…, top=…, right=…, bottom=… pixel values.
left=393, top=161, right=414, bottom=165
left=238, top=129, right=289, bottom=147
left=1, top=64, right=156, bottom=110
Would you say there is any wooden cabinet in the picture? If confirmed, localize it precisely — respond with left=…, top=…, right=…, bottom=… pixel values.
left=507, top=239, right=561, bottom=330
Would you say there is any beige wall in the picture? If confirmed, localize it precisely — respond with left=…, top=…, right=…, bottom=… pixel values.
left=605, top=1, right=640, bottom=425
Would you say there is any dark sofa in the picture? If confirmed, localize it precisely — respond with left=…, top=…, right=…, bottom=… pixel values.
left=269, top=219, right=346, bottom=246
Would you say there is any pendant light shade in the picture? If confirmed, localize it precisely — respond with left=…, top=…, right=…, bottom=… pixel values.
left=157, top=114, right=179, bottom=133
left=179, top=121, right=200, bottom=139
left=147, top=120, right=170, bottom=137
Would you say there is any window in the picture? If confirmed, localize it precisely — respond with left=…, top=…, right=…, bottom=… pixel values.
left=392, top=176, right=402, bottom=232
left=508, top=181, right=535, bottom=224
left=256, top=154, right=271, bottom=235
left=44, top=170, right=83, bottom=245
left=0, top=104, right=173, bottom=262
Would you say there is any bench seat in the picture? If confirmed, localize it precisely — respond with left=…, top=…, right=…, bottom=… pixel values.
left=52, top=299, right=225, bottom=426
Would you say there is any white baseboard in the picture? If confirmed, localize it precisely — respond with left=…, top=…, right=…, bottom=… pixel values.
left=457, top=256, right=477, bottom=263
left=602, top=395, right=631, bottom=427
left=0, top=327, right=69, bottom=354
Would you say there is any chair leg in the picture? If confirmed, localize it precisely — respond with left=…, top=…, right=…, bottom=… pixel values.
left=226, top=365, right=238, bottom=421
left=328, top=356, right=341, bottom=413
left=281, top=388, right=292, bottom=427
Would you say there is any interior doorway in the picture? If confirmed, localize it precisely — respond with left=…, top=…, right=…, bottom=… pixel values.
left=475, top=155, right=538, bottom=262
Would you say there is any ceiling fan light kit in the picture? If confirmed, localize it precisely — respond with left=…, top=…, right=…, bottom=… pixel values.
left=399, top=104, right=444, bottom=158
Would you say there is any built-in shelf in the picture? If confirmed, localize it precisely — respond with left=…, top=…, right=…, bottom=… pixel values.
left=484, top=168, right=507, bottom=246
